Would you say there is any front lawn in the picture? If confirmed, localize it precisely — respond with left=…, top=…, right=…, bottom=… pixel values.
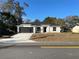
left=31, top=33, right=79, bottom=42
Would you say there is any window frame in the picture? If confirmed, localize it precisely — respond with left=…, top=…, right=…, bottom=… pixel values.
left=53, top=27, right=56, bottom=31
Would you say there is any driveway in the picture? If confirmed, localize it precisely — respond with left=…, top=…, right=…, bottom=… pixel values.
left=12, top=33, right=36, bottom=43
left=12, top=33, right=33, bottom=40
left=0, top=33, right=35, bottom=43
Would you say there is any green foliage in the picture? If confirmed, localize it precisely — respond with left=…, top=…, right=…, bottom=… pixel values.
left=0, top=12, right=17, bottom=33
left=0, top=0, right=29, bottom=25
left=3, top=0, right=14, bottom=13
left=0, top=0, right=29, bottom=33
left=65, top=16, right=79, bottom=26
left=33, top=19, right=41, bottom=25
left=43, top=17, right=65, bottom=25
left=43, top=17, right=56, bottom=24
left=0, top=12, right=17, bottom=26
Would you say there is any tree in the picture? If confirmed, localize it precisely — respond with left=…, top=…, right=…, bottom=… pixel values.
left=0, top=12, right=17, bottom=26
left=0, top=0, right=29, bottom=25
left=65, top=16, right=79, bottom=26
left=23, top=19, right=31, bottom=23
left=43, top=17, right=65, bottom=25
left=33, top=19, right=41, bottom=25
left=43, top=17, right=56, bottom=24
left=0, top=12, right=17, bottom=30
left=57, top=18, right=65, bottom=25
left=14, top=1, right=29, bottom=24
left=14, top=1, right=23, bottom=24
left=0, top=0, right=29, bottom=33
left=1, top=0, right=14, bottom=13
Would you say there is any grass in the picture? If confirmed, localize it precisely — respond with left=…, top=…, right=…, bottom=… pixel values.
left=31, top=32, right=79, bottom=42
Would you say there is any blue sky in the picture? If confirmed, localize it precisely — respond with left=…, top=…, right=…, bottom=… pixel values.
left=18, top=0, right=79, bottom=21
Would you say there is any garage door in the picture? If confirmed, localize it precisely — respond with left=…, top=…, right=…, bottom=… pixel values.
left=19, top=27, right=33, bottom=33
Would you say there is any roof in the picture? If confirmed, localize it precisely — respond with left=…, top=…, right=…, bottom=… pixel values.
left=18, top=23, right=61, bottom=27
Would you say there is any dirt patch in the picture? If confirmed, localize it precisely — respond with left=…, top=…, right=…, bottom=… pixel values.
left=31, top=33, right=79, bottom=42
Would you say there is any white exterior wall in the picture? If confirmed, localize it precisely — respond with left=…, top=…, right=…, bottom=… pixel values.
left=33, top=26, right=36, bottom=33
left=46, top=26, right=50, bottom=32
left=45, top=25, right=61, bottom=33
left=49, top=26, right=61, bottom=33
left=41, top=26, right=43, bottom=33
left=19, top=24, right=33, bottom=27
left=17, top=26, right=20, bottom=33
left=17, top=24, right=61, bottom=33
left=56, top=27, right=61, bottom=32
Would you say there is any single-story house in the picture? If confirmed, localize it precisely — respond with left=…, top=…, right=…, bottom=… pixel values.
left=72, top=25, right=79, bottom=33
left=17, top=24, right=61, bottom=33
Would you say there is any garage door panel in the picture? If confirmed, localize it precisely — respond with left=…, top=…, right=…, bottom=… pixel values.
left=19, top=27, right=33, bottom=33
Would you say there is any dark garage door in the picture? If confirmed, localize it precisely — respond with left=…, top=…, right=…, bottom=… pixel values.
left=19, top=27, right=33, bottom=33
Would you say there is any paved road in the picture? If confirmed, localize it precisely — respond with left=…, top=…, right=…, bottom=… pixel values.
left=0, top=46, right=79, bottom=59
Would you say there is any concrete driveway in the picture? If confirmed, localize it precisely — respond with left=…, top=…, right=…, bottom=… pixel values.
left=0, top=33, right=36, bottom=43
left=13, top=33, right=36, bottom=43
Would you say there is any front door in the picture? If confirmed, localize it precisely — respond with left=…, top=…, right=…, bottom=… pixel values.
left=43, top=27, right=47, bottom=32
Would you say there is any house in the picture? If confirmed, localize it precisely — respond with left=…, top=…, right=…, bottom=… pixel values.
left=72, top=25, right=79, bottom=33
left=17, top=24, right=61, bottom=33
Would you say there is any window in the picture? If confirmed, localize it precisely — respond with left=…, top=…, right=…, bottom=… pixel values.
left=36, top=27, right=41, bottom=33
left=53, top=27, right=56, bottom=31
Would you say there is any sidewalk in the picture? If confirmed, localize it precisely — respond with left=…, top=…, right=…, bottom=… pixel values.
left=1, top=40, right=79, bottom=46
left=15, top=41, right=79, bottom=47
left=1, top=40, right=79, bottom=48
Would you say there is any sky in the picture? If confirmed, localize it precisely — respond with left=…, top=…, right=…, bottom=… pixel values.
left=18, top=0, right=79, bottom=21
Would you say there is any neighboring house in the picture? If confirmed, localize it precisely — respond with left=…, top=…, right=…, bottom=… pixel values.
left=17, top=24, right=61, bottom=33
left=72, top=25, right=79, bottom=33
